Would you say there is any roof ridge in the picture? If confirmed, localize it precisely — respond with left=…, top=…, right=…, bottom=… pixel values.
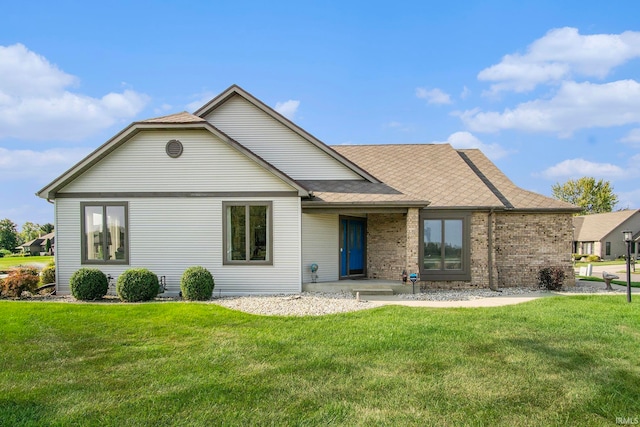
left=331, top=143, right=441, bottom=148
left=139, top=111, right=205, bottom=123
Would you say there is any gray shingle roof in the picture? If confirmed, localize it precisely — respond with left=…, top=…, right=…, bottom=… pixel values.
left=140, top=111, right=206, bottom=124
left=333, top=144, right=578, bottom=211
left=298, top=180, right=428, bottom=206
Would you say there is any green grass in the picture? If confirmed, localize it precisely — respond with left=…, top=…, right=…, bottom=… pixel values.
left=574, top=259, right=628, bottom=268
left=1, top=297, right=639, bottom=426
left=0, top=255, right=53, bottom=270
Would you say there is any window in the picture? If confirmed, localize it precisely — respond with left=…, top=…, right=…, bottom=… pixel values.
left=223, top=202, right=272, bottom=265
left=81, top=202, right=128, bottom=264
left=605, top=241, right=611, bottom=256
left=419, top=211, right=470, bottom=281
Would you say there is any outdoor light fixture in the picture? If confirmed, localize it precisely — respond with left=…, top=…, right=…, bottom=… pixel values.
left=623, top=231, right=633, bottom=303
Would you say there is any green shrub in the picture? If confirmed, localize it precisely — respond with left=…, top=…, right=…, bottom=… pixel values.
left=0, top=249, right=11, bottom=258
left=572, top=254, right=584, bottom=261
left=586, top=255, right=601, bottom=262
left=180, top=266, right=215, bottom=301
left=70, top=268, right=108, bottom=300
left=116, top=268, right=159, bottom=302
left=40, top=264, right=56, bottom=286
left=0, top=267, right=40, bottom=297
left=537, top=266, right=565, bottom=291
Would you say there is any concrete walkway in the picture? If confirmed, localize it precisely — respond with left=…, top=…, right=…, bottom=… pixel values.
left=358, top=281, right=638, bottom=309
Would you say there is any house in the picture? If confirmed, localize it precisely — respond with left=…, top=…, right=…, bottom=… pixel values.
left=16, top=232, right=55, bottom=256
left=37, top=85, right=579, bottom=296
left=573, top=209, right=640, bottom=260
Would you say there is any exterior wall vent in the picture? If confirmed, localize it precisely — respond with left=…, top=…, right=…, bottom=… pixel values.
left=166, top=139, right=183, bottom=158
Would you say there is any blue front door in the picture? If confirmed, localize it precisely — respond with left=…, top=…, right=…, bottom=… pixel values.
left=340, top=218, right=365, bottom=277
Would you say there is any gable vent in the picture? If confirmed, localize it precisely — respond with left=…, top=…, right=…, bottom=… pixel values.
left=166, top=139, right=183, bottom=158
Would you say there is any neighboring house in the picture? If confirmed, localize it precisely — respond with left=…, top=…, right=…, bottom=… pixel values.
left=16, top=232, right=55, bottom=256
left=37, top=85, right=579, bottom=295
left=573, top=210, right=640, bottom=260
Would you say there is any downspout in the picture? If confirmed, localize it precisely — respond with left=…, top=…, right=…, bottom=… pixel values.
left=488, top=209, right=499, bottom=291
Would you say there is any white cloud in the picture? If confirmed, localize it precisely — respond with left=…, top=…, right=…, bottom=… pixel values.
left=416, top=87, right=452, bottom=105
left=460, top=86, right=471, bottom=100
left=459, top=80, right=640, bottom=136
left=0, top=43, right=149, bottom=141
left=186, top=92, right=216, bottom=113
left=539, top=158, right=626, bottom=179
left=274, top=99, right=300, bottom=120
left=0, top=146, right=91, bottom=182
left=621, top=128, right=640, bottom=145
left=434, top=131, right=509, bottom=160
left=478, top=27, right=640, bottom=93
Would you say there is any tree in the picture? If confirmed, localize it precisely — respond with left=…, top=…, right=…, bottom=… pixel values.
left=40, top=223, right=54, bottom=234
left=20, top=222, right=41, bottom=243
left=0, top=218, right=19, bottom=252
left=551, top=177, right=618, bottom=215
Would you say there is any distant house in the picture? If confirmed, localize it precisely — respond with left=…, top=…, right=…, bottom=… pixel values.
left=573, top=210, right=640, bottom=260
left=16, top=232, right=55, bottom=256
left=37, top=85, right=579, bottom=296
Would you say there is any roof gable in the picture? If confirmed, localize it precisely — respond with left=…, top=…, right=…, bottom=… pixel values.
left=574, top=209, right=640, bottom=241
left=194, top=85, right=379, bottom=182
left=37, top=119, right=309, bottom=199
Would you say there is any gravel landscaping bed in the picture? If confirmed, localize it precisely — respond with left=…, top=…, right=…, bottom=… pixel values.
left=400, top=279, right=623, bottom=301
left=211, top=292, right=371, bottom=316
left=211, top=280, right=624, bottom=316
left=3, top=279, right=626, bottom=316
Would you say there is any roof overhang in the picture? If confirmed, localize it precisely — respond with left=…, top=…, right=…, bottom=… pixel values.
left=302, top=200, right=429, bottom=214
left=422, top=206, right=582, bottom=213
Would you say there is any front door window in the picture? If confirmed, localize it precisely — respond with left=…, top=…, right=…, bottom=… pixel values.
left=340, top=218, right=366, bottom=277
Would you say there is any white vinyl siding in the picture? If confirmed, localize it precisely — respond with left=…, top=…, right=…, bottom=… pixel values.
left=206, top=95, right=363, bottom=181
left=60, top=130, right=294, bottom=193
left=55, top=197, right=301, bottom=296
left=301, top=213, right=339, bottom=283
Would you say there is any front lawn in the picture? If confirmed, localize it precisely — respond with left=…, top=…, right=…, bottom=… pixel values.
left=0, top=255, right=53, bottom=270
left=1, top=297, right=639, bottom=426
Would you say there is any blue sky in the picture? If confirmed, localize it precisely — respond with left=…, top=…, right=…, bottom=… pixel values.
left=2, top=1, right=640, bottom=228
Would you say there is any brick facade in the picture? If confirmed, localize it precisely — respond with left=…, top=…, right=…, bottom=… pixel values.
left=366, top=210, right=575, bottom=289
left=366, top=213, right=407, bottom=281
left=493, top=212, right=575, bottom=287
